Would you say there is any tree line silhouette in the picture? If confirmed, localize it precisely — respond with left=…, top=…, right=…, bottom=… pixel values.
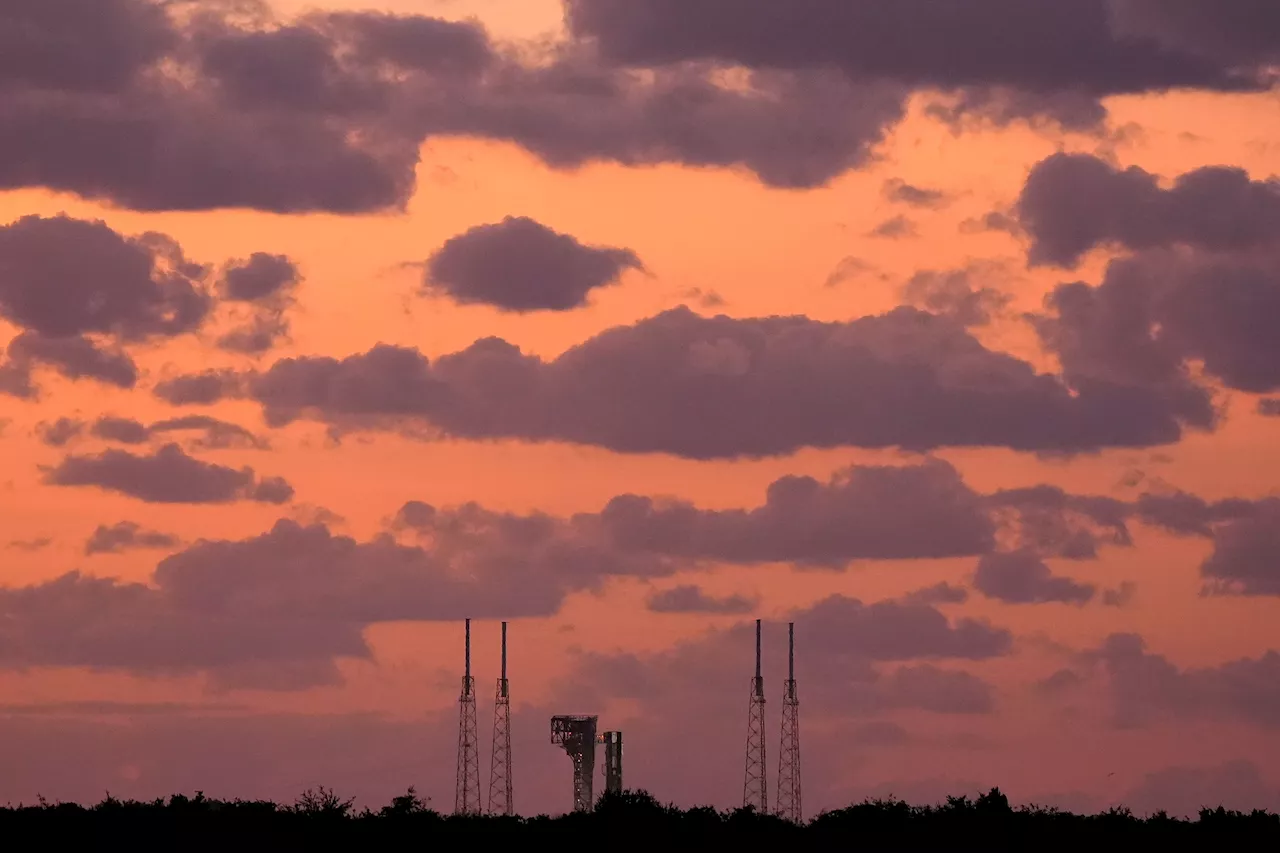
left=1, top=787, right=1275, bottom=849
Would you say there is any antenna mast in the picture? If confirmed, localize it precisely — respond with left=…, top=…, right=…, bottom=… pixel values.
left=743, top=618, right=768, bottom=812
left=489, top=621, right=514, bottom=815
left=455, top=618, right=481, bottom=814
left=776, top=621, right=802, bottom=823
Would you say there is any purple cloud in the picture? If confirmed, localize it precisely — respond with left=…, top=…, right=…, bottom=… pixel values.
left=248, top=306, right=1202, bottom=458
left=1091, top=633, right=1280, bottom=729
left=84, top=521, right=180, bottom=556
left=1017, top=153, right=1280, bottom=268
left=42, top=443, right=294, bottom=504
left=153, top=369, right=246, bottom=406
left=883, top=178, right=949, bottom=209
left=424, top=217, right=645, bottom=312
left=646, top=585, right=758, bottom=615
left=973, top=550, right=1097, bottom=605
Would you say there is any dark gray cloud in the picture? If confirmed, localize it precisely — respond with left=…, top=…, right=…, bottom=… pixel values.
left=646, top=585, right=757, bottom=614
left=564, top=0, right=1273, bottom=126
left=869, top=215, right=917, bottom=239
left=901, top=267, right=1012, bottom=327
left=1132, top=490, right=1260, bottom=537
left=84, top=521, right=180, bottom=556
left=248, top=306, right=1202, bottom=458
left=34, top=417, right=85, bottom=447
left=219, top=253, right=299, bottom=303
left=0, top=511, right=672, bottom=687
left=0, top=214, right=294, bottom=396
left=590, top=459, right=995, bottom=567
left=423, top=216, right=645, bottom=312
left=1107, top=1, right=1280, bottom=66
left=42, top=443, right=294, bottom=504
left=153, top=369, right=247, bottom=405
left=90, top=413, right=267, bottom=450
left=1200, top=501, right=1280, bottom=596
left=1091, top=633, right=1280, bottom=729
left=0, top=0, right=174, bottom=93
left=91, top=415, right=150, bottom=444
left=901, top=582, right=970, bottom=606
left=883, top=178, right=949, bottom=209
left=0, top=4, right=908, bottom=213
left=0, top=215, right=209, bottom=341
left=986, top=485, right=1132, bottom=559
left=973, top=550, right=1097, bottom=605
left=1017, top=153, right=1280, bottom=268
left=1120, top=759, right=1280, bottom=819
left=1034, top=248, right=1280, bottom=399
left=7, top=537, right=52, bottom=552
left=3, top=333, right=138, bottom=394
left=216, top=253, right=302, bottom=354
left=1258, top=397, right=1280, bottom=416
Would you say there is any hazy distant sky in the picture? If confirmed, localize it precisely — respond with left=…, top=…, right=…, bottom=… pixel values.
left=1, top=0, right=1279, bottom=819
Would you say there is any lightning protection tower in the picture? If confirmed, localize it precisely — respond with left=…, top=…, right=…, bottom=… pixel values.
left=488, top=621, right=514, bottom=816
left=454, top=618, right=481, bottom=815
left=551, top=715, right=598, bottom=813
left=743, top=618, right=768, bottom=813
left=776, top=621, right=802, bottom=823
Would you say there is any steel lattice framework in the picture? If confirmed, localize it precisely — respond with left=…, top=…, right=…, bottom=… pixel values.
left=776, top=622, right=802, bottom=823
left=455, top=618, right=482, bottom=815
left=743, top=619, right=768, bottom=813
left=488, top=621, right=514, bottom=816
left=551, top=715, right=598, bottom=813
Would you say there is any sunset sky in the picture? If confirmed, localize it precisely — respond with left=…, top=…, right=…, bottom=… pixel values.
left=2, top=0, right=1280, bottom=819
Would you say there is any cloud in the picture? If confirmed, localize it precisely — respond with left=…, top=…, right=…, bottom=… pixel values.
left=646, top=585, right=758, bottom=614
left=0, top=0, right=175, bottom=93
left=248, top=306, right=1202, bottom=458
left=1120, top=759, right=1280, bottom=819
left=823, top=256, right=876, bottom=288
left=590, top=458, right=996, bottom=567
left=153, top=369, right=247, bottom=405
left=1258, top=398, right=1280, bottom=417
left=564, top=0, right=1274, bottom=127
left=90, top=414, right=267, bottom=450
left=0, top=214, right=301, bottom=396
left=215, top=253, right=302, bottom=354
left=902, top=582, right=970, bottom=606
left=986, top=485, right=1132, bottom=559
left=1034, top=248, right=1280, bottom=400
left=7, top=537, right=52, bottom=552
left=1, top=4, right=908, bottom=213
left=883, top=178, right=949, bottom=209
left=3, top=331, right=139, bottom=391
left=84, top=521, right=181, bottom=556
left=423, top=217, right=645, bottom=312
left=0, top=513, right=670, bottom=687
left=0, top=215, right=210, bottom=341
left=1091, top=633, right=1280, bottom=729
left=219, top=253, right=301, bottom=304
left=1132, top=490, right=1260, bottom=537
left=91, top=415, right=150, bottom=444
left=901, top=266, right=1012, bottom=327
left=1200, top=501, right=1280, bottom=596
left=869, top=215, right=918, bottom=239
left=42, top=443, right=294, bottom=504
left=34, top=417, right=85, bottom=447
left=973, top=550, right=1097, bottom=605
left=1016, top=153, right=1280, bottom=268
left=1106, top=1, right=1280, bottom=66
